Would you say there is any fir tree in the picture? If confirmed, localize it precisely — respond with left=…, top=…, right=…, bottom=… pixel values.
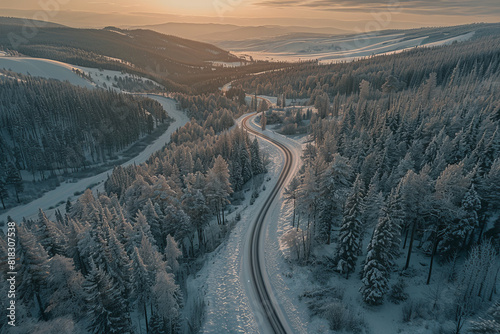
left=83, top=261, right=132, bottom=334
left=337, top=176, right=364, bottom=278
left=360, top=211, right=399, bottom=305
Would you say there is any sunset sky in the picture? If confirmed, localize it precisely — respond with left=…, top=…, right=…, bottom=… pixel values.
left=2, top=0, right=500, bottom=29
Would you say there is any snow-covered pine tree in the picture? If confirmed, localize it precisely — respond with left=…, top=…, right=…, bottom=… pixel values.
left=165, top=234, right=182, bottom=274
left=317, top=153, right=351, bottom=244
left=360, top=210, right=399, bottom=305
left=205, top=155, right=232, bottom=225
left=284, top=177, right=300, bottom=228
left=441, top=185, right=481, bottom=255
left=83, top=260, right=132, bottom=334
left=132, top=247, right=153, bottom=333
left=250, top=138, right=266, bottom=175
left=17, top=225, right=50, bottom=319
left=45, top=255, right=85, bottom=318
left=337, top=175, right=364, bottom=278
left=152, top=271, right=182, bottom=334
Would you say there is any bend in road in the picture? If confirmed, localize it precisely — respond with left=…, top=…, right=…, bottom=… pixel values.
left=242, top=113, right=294, bottom=334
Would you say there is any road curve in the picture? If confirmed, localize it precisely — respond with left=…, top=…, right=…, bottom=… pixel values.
left=242, top=113, right=293, bottom=334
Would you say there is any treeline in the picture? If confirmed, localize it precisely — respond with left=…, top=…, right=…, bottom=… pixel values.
left=0, top=70, right=168, bottom=179
left=172, top=92, right=247, bottom=121
left=238, top=30, right=500, bottom=101
left=282, top=36, right=500, bottom=330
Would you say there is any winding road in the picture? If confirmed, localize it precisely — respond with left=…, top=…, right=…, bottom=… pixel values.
left=242, top=113, right=294, bottom=334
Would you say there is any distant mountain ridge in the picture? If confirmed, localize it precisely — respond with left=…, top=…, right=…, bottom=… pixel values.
left=0, top=17, right=289, bottom=93
left=130, top=22, right=351, bottom=42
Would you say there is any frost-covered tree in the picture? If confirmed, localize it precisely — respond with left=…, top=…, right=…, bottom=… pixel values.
left=83, top=261, right=132, bottom=334
left=182, top=186, right=210, bottom=248
left=45, top=255, right=85, bottom=318
left=337, top=175, right=364, bottom=278
left=250, top=138, right=266, bottom=175
left=205, top=155, right=232, bottom=225
left=132, top=247, right=153, bottom=333
left=284, top=177, right=300, bottom=228
left=17, top=225, right=49, bottom=319
left=164, top=234, right=182, bottom=274
left=453, top=241, right=500, bottom=333
left=360, top=210, right=400, bottom=305
left=152, top=271, right=182, bottom=334
left=317, top=153, right=352, bottom=244
left=441, top=185, right=481, bottom=254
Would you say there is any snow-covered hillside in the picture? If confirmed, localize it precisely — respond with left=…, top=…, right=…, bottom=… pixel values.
left=0, top=56, right=163, bottom=91
left=220, top=30, right=476, bottom=64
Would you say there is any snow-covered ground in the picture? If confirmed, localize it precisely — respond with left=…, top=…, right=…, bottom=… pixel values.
left=226, top=31, right=475, bottom=64
left=0, top=57, right=95, bottom=88
left=0, top=56, right=163, bottom=92
left=0, top=95, right=188, bottom=226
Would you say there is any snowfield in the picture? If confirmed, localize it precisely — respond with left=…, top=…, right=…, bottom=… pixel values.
left=0, top=57, right=95, bottom=88
left=0, top=95, right=188, bottom=226
left=0, top=56, right=163, bottom=91
left=224, top=31, right=476, bottom=64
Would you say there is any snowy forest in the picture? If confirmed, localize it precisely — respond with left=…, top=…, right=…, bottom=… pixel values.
left=0, top=70, right=172, bottom=210
left=0, top=86, right=266, bottom=332
left=1, top=17, right=500, bottom=334
left=256, top=33, right=500, bottom=332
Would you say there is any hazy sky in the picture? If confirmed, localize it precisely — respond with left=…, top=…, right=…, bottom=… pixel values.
left=2, top=0, right=500, bottom=29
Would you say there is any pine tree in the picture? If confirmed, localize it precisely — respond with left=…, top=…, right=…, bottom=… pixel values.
left=182, top=187, right=210, bottom=249
left=152, top=271, right=182, bottom=334
left=17, top=225, right=50, bottom=319
left=317, top=153, right=352, bottom=244
left=360, top=212, right=399, bottom=305
left=45, top=255, right=85, bottom=318
left=104, top=230, right=134, bottom=305
left=0, top=178, right=8, bottom=209
left=36, top=209, right=67, bottom=256
left=205, top=155, right=232, bottom=225
left=6, top=163, right=23, bottom=203
left=83, top=260, right=132, bottom=334
left=441, top=185, right=481, bottom=255
left=132, top=247, right=153, bottom=333
left=284, top=177, right=300, bottom=228
left=337, top=176, right=364, bottom=278
left=165, top=234, right=182, bottom=274
left=250, top=138, right=266, bottom=175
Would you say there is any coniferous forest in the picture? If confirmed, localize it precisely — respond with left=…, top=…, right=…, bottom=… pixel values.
left=1, top=16, right=500, bottom=334
left=0, top=70, right=168, bottom=176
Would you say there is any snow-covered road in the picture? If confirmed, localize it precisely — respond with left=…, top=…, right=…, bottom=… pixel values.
left=0, top=95, right=188, bottom=226
left=197, top=113, right=307, bottom=333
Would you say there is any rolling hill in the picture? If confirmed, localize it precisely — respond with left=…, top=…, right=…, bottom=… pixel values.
left=0, top=18, right=289, bottom=93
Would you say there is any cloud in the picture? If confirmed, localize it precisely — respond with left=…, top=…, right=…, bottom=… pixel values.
left=256, top=0, right=500, bottom=16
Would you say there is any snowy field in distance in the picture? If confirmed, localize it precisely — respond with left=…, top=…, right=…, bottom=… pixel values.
left=226, top=31, right=475, bottom=64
